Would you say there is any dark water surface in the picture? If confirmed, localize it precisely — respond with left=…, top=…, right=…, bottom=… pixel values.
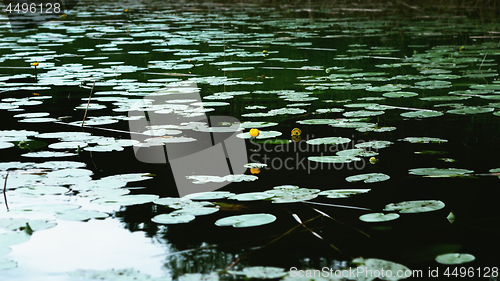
left=0, top=0, right=500, bottom=280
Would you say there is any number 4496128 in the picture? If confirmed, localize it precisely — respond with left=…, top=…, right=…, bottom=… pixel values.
left=444, top=267, right=498, bottom=278
left=5, top=3, right=61, bottom=14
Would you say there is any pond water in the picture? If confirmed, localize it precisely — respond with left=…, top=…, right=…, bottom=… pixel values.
left=1, top=0, right=500, bottom=280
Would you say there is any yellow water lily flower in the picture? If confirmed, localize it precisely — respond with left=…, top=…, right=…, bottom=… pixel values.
left=249, top=128, right=260, bottom=137
left=291, top=128, right=301, bottom=136
left=31, top=62, right=39, bottom=67
left=250, top=167, right=260, bottom=174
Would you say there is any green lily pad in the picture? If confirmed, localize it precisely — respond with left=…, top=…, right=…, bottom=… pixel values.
left=56, top=210, right=109, bottom=221
left=297, top=119, right=339, bottom=125
left=336, top=149, right=378, bottom=157
left=343, top=110, right=384, bottom=117
left=215, top=213, right=276, bottom=228
left=151, top=213, right=196, bottom=224
left=318, top=189, right=370, bottom=198
left=0, top=218, right=56, bottom=232
left=0, top=258, right=17, bottom=270
left=382, top=92, right=418, bottom=98
left=420, top=96, right=470, bottom=101
left=435, top=253, right=475, bottom=265
left=345, top=173, right=390, bottom=183
left=399, top=137, right=448, bottom=143
left=306, top=137, right=351, bottom=145
left=355, top=140, right=393, bottom=149
left=171, top=207, right=219, bottom=216
left=0, top=143, right=14, bottom=149
left=0, top=232, right=31, bottom=247
left=308, top=156, right=361, bottom=163
left=228, top=266, right=287, bottom=279
left=409, top=168, right=473, bottom=177
left=93, top=194, right=159, bottom=206
left=447, top=107, right=494, bottom=114
left=15, top=185, right=69, bottom=195
left=184, top=191, right=235, bottom=200
left=240, top=122, right=278, bottom=129
left=351, top=258, right=411, bottom=280
left=179, top=273, right=219, bottom=281
left=384, top=200, right=445, bottom=213
left=401, top=111, right=443, bottom=118
left=68, top=268, right=172, bottom=281
left=359, top=213, right=400, bottom=222
left=229, top=192, right=275, bottom=201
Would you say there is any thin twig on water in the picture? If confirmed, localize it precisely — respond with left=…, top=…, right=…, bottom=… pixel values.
left=479, top=53, right=487, bottom=70
left=81, top=81, right=95, bottom=127
left=3, top=172, right=9, bottom=211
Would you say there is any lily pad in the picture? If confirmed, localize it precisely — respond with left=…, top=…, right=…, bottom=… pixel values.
left=383, top=92, right=418, bottom=98
left=409, top=168, right=473, bottom=177
left=435, top=253, right=475, bottom=265
left=345, top=173, right=390, bottom=183
left=215, top=213, right=276, bottom=228
left=0, top=258, right=17, bottom=270
left=184, top=191, right=235, bottom=200
left=229, top=192, right=275, bottom=201
left=401, top=111, right=443, bottom=118
left=0, top=232, right=31, bottom=247
left=228, top=266, right=287, bottom=279
left=93, top=194, right=159, bottom=206
left=308, top=156, right=361, bottom=163
left=151, top=213, right=196, bottom=224
left=56, top=210, right=109, bottom=221
left=447, top=107, right=494, bottom=114
left=318, top=189, right=370, bottom=198
left=359, top=213, right=400, bottom=222
left=355, top=140, right=393, bottom=149
left=384, top=200, right=445, bottom=213
left=399, top=137, right=448, bottom=143
left=306, top=137, right=351, bottom=145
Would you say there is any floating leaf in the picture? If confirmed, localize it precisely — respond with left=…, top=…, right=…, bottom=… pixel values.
left=409, top=168, right=473, bottom=177
left=384, top=200, right=445, bottom=213
left=399, top=137, right=448, bottom=144
left=184, top=191, right=235, bottom=200
left=355, top=140, right=393, bottom=149
left=306, top=137, right=351, bottom=145
left=215, top=213, right=276, bottom=228
left=345, top=173, right=390, bottom=183
left=318, top=189, right=370, bottom=198
left=0, top=258, right=17, bottom=270
left=0, top=232, right=31, bottom=247
left=447, top=107, right=494, bottom=115
left=308, top=156, right=361, bottom=163
left=435, top=253, right=475, bottom=265
left=359, top=213, right=400, bottom=222
left=228, top=266, right=287, bottom=279
left=56, top=210, right=109, bottom=221
left=382, top=92, right=418, bottom=98
left=151, top=213, right=196, bottom=224
left=400, top=111, right=443, bottom=118
left=229, top=192, right=275, bottom=201
left=343, top=110, right=384, bottom=117
left=93, top=194, right=159, bottom=206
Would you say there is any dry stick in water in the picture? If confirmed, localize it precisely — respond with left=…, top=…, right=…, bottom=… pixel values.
left=81, top=81, right=95, bottom=127
left=479, top=53, right=487, bottom=70
left=3, top=172, right=9, bottom=211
